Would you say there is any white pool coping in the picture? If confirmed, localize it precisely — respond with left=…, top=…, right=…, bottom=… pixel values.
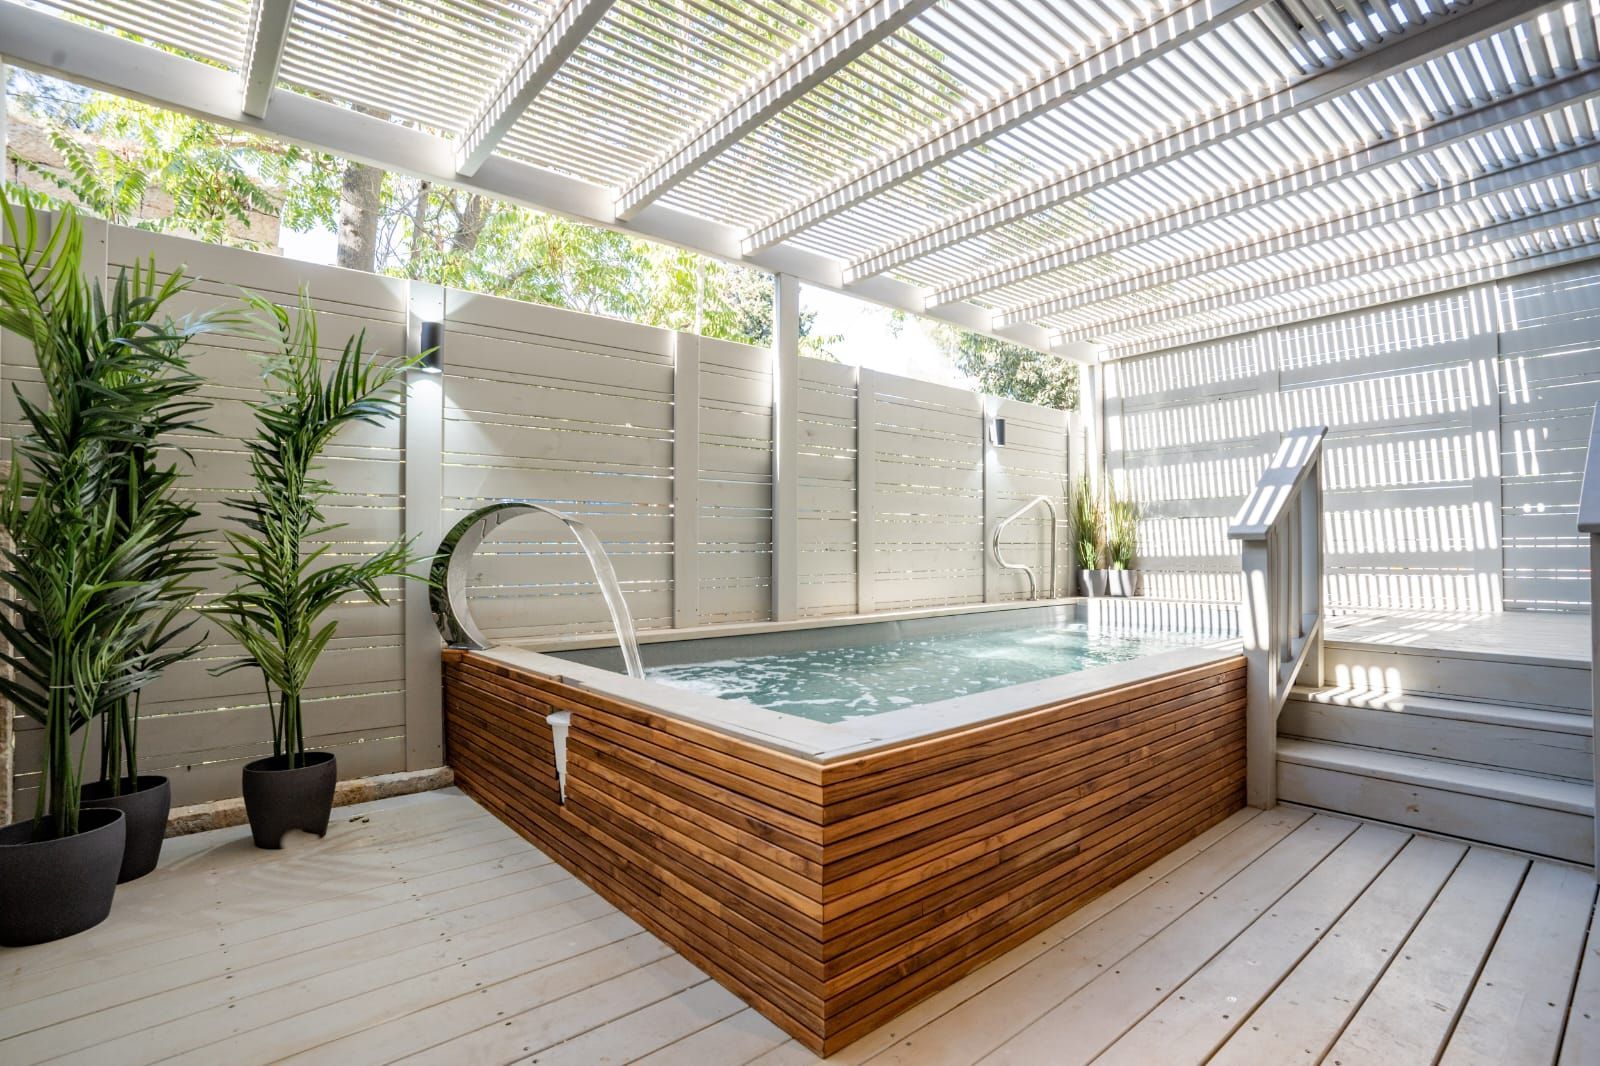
left=480, top=610, right=1243, bottom=763
left=509, top=596, right=1087, bottom=654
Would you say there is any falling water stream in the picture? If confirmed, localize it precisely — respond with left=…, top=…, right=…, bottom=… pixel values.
left=429, top=501, right=645, bottom=679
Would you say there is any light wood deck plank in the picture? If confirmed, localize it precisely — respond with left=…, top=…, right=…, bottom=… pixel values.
left=1208, top=834, right=1466, bottom=1065
left=1093, top=823, right=1410, bottom=1066
left=0, top=842, right=561, bottom=1030
left=528, top=979, right=750, bottom=1064
left=395, top=954, right=710, bottom=1065
left=1322, top=846, right=1530, bottom=1065
left=3, top=789, right=1594, bottom=1066
left=827, top=808, right=1266, bottom=1065
left=0, top=793, right=507, bottom=987
left=1559, top=892, right=1600, bottom=1066
left=857, top=808, right=1311, bottom=1066
left=977, top=814, right=1360, bottom=1065
left=286, top=932, right=679, bottom=1064
left=629, top=1007, right=792, bottom=1066
left=1441, top=862, right=1596, bottom=1065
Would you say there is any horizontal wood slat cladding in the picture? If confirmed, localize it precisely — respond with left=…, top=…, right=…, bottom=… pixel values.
left=443, top=650, right=1246, bottom=1054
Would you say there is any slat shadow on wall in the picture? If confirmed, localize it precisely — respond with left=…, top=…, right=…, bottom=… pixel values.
left=1107, top=259, right=1600, bottom=612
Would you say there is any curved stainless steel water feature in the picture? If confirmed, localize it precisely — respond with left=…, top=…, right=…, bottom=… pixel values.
left=991, top=495, right=1059, bottom=600
left=430, top=501, right=645, bottom=680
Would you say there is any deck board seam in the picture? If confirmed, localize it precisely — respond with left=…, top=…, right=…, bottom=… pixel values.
left=1005, top=815, right=1363, bottom=1065
left=1431, top=852, right=1533, bottom=1065
left=1304, top=842, right=1472, bottom=1065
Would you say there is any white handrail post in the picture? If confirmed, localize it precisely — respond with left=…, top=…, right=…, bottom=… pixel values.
left=1238, top=537, right=1278, bottom=808
left=1590, top=531, right=1599, bottom=876
left=1576, top=403, right=1600, bottom=878
left=1229, top=425, right=1329, bottom=810
left=1299, top=451, right=1324, bottom=685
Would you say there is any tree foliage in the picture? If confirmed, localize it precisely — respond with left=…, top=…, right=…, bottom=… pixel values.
left=934, top=327, right=1079, bottom=411
left=8, top=76, right=299, bottom=247
left=4, top=73, right=839, bottom=356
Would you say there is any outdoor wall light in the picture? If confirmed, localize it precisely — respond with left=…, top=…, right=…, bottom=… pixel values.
left=988, top=417, right=1006, bottom=446
left=419, top=321, right=444, bottom=373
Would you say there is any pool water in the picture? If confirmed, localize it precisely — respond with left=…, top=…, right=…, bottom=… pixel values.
left=643, top=622, right=1212, bottom=722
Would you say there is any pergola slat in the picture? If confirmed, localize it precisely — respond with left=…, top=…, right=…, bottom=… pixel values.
left=9, top=0, right=1600, bottom=361
left=615, top=0, right=938, bottom=220
left=1061, top=193, right=1600, bottom=343
left=1002, top=139, right=1600, bottom=325
left=845, top=0, right=1573, bottom=284
left=741, top=0, right=1272, bottom=253
left=933, top=71, right=1600, bottom=306
left=455, top=0, right=618, bottom=177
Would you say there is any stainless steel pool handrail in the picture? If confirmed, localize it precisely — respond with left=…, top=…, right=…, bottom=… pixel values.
left=430, top=501, right=645, bottom=679
left=991, top=495, right=1059, bottom=600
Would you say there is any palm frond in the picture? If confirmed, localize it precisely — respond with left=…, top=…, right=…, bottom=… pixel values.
left=208, top=288, right=424, bottom=765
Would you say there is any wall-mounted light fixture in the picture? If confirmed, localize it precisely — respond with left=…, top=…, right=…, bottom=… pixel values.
left=988, top=417, right=1006, bottom=447
left=418, top=321, right=444, bottom=373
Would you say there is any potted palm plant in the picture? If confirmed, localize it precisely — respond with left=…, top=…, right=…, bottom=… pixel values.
left=1070, top=473, right=1108, bottom=596
left=209, top=291, right=420, bottom=849
left=1106, top=491, right=1140, bottom=597
left=0, top=200, right=215, bottom=941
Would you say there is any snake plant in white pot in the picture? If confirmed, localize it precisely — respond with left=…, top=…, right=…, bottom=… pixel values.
left=208, top=291, right=422, bottom=849
left=1070, top=473, right=1108, bottom=597
left=1106, top=491, right=1141, bottom=597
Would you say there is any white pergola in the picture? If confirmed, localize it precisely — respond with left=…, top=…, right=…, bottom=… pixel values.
left=1, top=0, right=1597, bottom=361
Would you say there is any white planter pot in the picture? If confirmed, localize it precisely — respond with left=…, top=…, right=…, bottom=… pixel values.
left=1107, top=568, right=1137, bottom=597
left=1080, top=569, right=1110, bottom=597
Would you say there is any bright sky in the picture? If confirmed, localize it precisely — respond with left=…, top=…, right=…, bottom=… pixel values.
left=801, top=285, right=976, bottom=388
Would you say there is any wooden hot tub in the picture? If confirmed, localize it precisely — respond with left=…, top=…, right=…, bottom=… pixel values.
left=442, top=618, right=1245, bottom=1056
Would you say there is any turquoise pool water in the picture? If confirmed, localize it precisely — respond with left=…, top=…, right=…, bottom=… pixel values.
left=643, top=622, right=1210, bottom=722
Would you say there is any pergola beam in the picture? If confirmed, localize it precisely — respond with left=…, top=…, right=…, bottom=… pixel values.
left=1061, top=194, right=1600, bottom=344
left=616, top=0, right=937, bottom=221
left=0, top=2, right=1058, bottom=359
left=454, top=0, right=617, bottom=178
left=1007, top=140, right=1600, bottom=326
left=849, top=0, right=1574, bottom=283
left=240, top=0, right=294, bottom=119
left=743, top=0, right=1270, bottom=252
left=936, top=69, right=1600, bottom=307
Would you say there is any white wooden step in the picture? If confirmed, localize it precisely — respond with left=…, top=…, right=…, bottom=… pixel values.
left=1281, top=687, right=1593, bottom=782
left=1321, top=641, right=1591, bottom=713
left=1277, top=739, right=1595, bottom=866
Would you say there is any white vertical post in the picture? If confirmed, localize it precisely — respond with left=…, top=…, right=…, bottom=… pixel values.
left=1230, top=425, right=1329, bottom=811
left=0, top=56, right=9, bottom=826
left=982, top=394, right=1001, bottom=603
left=403, top=282, right=445, bottom=769
left=673, top=331, right=701, bottom=629
left=1238, top=539, right=1277, bottom=809
left=1083, top=360, right=1107, bottom=488
left=856, top=367, right=879, bottom=615
left=1302, top=457, right=1324, bottom=687
left=771, top=273, right=800, bottom=622
left=1580, top=404, right=1600, bottom=876
left=1590, top=533, right=1599, bottom=873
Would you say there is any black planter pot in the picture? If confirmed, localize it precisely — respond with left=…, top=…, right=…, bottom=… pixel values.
left=242, top=751, right=337, bottom=850
left=81, top=775, right=171, bottom=883
left=0, top=807, right=126, bottom=946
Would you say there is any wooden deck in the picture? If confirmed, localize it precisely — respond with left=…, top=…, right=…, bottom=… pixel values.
left=1325, top=608, right=1590, bottom=664
left=1, top=788, right=1595, bottom=1065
